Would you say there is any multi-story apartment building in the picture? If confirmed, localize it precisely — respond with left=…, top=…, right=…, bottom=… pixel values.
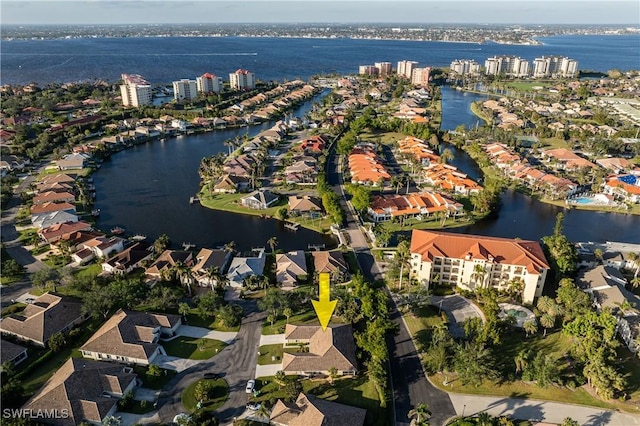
left=450, top=59, right=481, bottom=75
left=411, top=67, right=431, bottom=87
left=397, top=60, right=419, bottom=79
left=197, top=72, right=223, bottom=93
left=484, top=56, right=530, bottom=77
left=172, top=78, right=198, bottom=101
left=359, top=65, right=378, bottom=76
left=409, top=230, right=549, bottom=304
left=374, top=62, right=393, bottom=76
left=119, top=74, right=152, bottom=107
left=533, top=56, right=579, bottom=78
left=229, top=69, right=256, bottom=91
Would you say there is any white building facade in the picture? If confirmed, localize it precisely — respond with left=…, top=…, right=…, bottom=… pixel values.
left=120, top=74, right=152, bottom=107
left=173, top=79, right=198, bottom=101
left=229, top=69, right=256, bottom=90
left=197, top=72, right=223, bottom=93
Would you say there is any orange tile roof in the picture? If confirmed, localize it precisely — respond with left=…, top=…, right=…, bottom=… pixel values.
left=348, top=147, right=391, bottom=184
left=370, top=192, right=461, bottom=217
left=410, top=230, right=549, bottom=274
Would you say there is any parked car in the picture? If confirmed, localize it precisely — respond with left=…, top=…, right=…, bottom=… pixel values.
left=245, top=379, right=255, bottom=394
left=246, top=402, right=261, bottom=411
left=203, top=373, right=220, bottom=380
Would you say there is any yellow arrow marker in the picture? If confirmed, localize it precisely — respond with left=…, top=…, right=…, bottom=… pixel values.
left=312, top=272, right=337, bottom=331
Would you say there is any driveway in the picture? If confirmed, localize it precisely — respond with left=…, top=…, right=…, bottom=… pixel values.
left=155, top=355, right=203, bottom=373
left=449, top=394, right=640, bottom=426
left=259, top=333, right=284, bottom=346
left=431, top=295, right=485, bottom=338
left=255, top=362, right=283, bottom=378
left=176, top=325, right=238, bottom=344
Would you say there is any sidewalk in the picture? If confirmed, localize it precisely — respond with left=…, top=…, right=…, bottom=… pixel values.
left=175, top=325, right=238, bottom=344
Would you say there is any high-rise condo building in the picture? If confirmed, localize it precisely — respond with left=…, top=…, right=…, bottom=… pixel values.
left=397, top=60, right=419, bottom=79
left=533, top=56, right=579, bottom=78
left=484, top=56, right=530, bottom=77
left=119, top=74, right=152, bottom=107
left=172, top=79, right=198, bottom=102
left=374, top=62, right=393, bottom=76
left=229, top=69, right=256, bottom=91
left=450, top=59, right=481, bottom=75
left=359, top=65, right=378, bottom=76
left=411, top=67, right=431, bottom=87
left=197, top=73, right=223, bottom=93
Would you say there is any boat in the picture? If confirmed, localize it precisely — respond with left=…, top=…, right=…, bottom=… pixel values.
left=91, top=208, right=101, bottom=216
left=131, top=234, right=147, bottom=241
left=110, top=227, right=125, bottom=235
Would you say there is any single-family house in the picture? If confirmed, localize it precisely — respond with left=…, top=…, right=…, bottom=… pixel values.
left=312, top=251, right=349, bottom=283
left=270, top=393, right=366, bottom=426
left=32, top=191, right=76, bottom=206
left=213, top=174, right=250, bottom=193
left=77, top=236, right=126, bottom=260
left=282, top=324, right=358, bottom=376
left=32, top=210, right=79, bottom=229
left=21, top=358, right=138, bottom=426
left=288, top=195, right=323, bottom=216
left=191, top=248, right=232, bottom=287
left=0, top=339, right=28, bottom=367
left=39, top=221, right=93, bottom=244
left=56, top=153, right=88, bottom=170
left=0, top=293, right=88, bottom=347
left=240, top=189, right=280, bottom=210
left=145, top=250, right=194, bottom=281
left=30, top=201, right=76, bottom=218
left=101, top=241, right=153, bottom=275
left=276, top=251, right=308, bottom=288
left=227, top=252, right=266, bottom=287
left=80, top=309, right=181, bottom=366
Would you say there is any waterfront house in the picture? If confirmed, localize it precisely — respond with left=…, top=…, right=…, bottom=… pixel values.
left=227, top=251, right=266, bottom=287
left=270, top=393, right=366, bottom=426
left=240, top=188, right=280, bottom=210
left=276, top=251, right=308, bottom=288
left=0, top=339, right=28, bottom=367
left=213, top=174, right=250, bottom=193
left=56, top=153, right=88, bottom=170
left=604, top=174, right=640, bottom=203
left=282, top=324, right=358, bottom=376
left=542, top=148, right=598, bottom=170
left=101, top=241, right=153, bottom=275
left=80, top=309, right=181, bottom=366
left=30, top=201, right=76, bottom=217
left=191, top=248, right=232, bottom=287
left=32, top=190, right=76, bottom=206
left=145, top=249, right=194, bottom=282
left=32, top=210, right=79, bottom=229
left=312, top=250, right=349, bottom=283
left=0, top=293, right=87, bottom=347
left=409, top=230, right=550, bottom=304
left=39, top=221, right=93, bottom=244
left=22, top=358, right=138, bottom=426
left=288, top=195, right=323, bottom=216
left=77, top=236, right=125, bottom=260
left=39, top=173, right=76, bottom=186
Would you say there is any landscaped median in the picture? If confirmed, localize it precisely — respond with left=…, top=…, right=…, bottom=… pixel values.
left=162, top=336, right=227, bottom=360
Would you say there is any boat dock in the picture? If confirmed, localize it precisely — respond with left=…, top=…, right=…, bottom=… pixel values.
left=308, top=244, right=326, bottom=251
left=182, top=242, right=196, bottom=250
left=283, top=222, right=300, bottom=231
left=189, top=196, right=199, bottom=204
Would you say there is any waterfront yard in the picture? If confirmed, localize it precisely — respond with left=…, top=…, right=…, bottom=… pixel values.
left=198, top=190, right=286, bottom=218
left=162, top=336, right=227, bottom=360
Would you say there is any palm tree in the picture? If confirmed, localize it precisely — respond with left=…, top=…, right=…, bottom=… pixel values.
left=223, top=240, right=236, bottom=255
left=470, top=264, right=487, bottom=288
left=439, top=148, right=455, bottom=164
left=205, top=266, right=222, bottom=291
left=283, top=307, right=293, bottom=324
left=223, top=138, right=234, bottom=156
left=540, top=313, right=555, bottom=337
left=593, top=248, right=603, bottom=263
left=514, top=349, right=530, bottom=376
left=476, top=411, right=494, bottom=426
left=408, top=403, right=431, bottom=426
left=178, top=302, right=191, bottom=320
left=267, top=236, right=278, bottom=254
left=523, top=319, right=538, bottom=337
left=255, top=403, right=271, bottom=422
left=628, top=252, right=640, bottom=278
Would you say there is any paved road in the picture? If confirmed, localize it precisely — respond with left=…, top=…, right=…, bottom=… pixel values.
left=157, top=299, right=265, bottom=424
left=326, top=147, right=457, bottom=426
left=449, top=394, right=640, bottom=426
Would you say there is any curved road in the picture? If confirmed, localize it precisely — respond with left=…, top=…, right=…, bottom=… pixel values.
left=326, top=147, right=456, bottom=426
left=157, top=299, right=265, bottom=424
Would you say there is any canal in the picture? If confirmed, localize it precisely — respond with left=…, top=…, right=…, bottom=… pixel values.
left=439, top=86, right=640, bottom=243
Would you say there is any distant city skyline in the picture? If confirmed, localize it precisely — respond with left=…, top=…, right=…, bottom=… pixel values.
left=2, top=0, right=639, bottom=25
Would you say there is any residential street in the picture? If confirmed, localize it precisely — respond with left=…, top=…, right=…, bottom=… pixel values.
left=156, top=299, right=265, bottom=424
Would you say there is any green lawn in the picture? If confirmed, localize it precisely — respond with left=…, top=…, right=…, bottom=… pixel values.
left=287, top=214, right=333, bottom=234
left=182, top=378, right=229, bottom=412
left=74, top=263, right=103, bottom=279
left=198, top=190, right=287, bottom=219
left=402, top=305, right=448, bottom=351
left=133, top=365, right=177, bottom=390
left=257, top=344, right=298, bottom=365
left=119, top=399, right=156, bottom=415
left=162, top=336, right=227, bottom=360
left=539, top=137, right=570, bottom=150
left=262, top=312, right=320, bottom=335
left=185, top=311, right=240, bottom=332
left=379, top=216, right=475, bottom=233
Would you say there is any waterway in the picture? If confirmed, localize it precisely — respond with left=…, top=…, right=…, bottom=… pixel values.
left=94, top=95, right=337, bottom=252
left=439, top=86, right=640, bottom=243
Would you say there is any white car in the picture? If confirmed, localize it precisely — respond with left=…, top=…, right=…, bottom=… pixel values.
left=246, top=402, right=261, bottom=411
left=245, top=379, right=255, bottom=394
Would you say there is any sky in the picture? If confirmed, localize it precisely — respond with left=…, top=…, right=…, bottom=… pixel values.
left=1, top=0, right=639, bottom=25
